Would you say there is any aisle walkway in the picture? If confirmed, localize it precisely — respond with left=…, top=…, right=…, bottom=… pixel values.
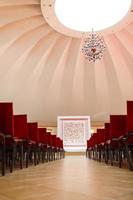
left=0, top=156, right=133, bottom=200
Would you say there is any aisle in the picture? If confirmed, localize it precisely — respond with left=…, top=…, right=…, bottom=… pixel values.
left=0, top=156, right=133, bottom=200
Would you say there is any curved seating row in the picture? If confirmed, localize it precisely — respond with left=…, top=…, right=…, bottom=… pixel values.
left=86, top=101, right=133, bottom=170
left=0, top=102, right=65, bottom=176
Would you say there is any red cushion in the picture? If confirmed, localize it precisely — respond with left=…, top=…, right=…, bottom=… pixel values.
left=38, top=128, right=47, bottom=144
left=61, top=140, right=63, bottom=148
left=127, top=101, right=133, bottom=132
left=47, top=132, right=52, bottom=146
left=0, top=102, right=14, bottom=136
left=28, top=122, right=38, bottom=142
left=14, top=115, right=28, bottom=139
left=57, top=137, right=61, bottom=148
left=128, top=136, right=133, bottom=144
left=90, top=133, right=97, bottom=147
left=104, top=123, right=111, bottom=141
left=51, top=135, right=57, bottom=147
left=97, top=129, right=105, bottom=144
left=110, top=115, right=127, bottom=139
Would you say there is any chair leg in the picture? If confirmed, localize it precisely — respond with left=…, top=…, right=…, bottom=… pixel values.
left=20, top=142, right=23, bottom=170
left=118, top=147, right=122, bottom=168
left=34, top=147, right=37, bottom=166
left=37, top=146, right=40, bottom=165
left=105, top=144, right=108, bottom=164
left=131, top=148, right=133, bottom=163
left=109, top=145, right=113, bottom=166
left=124, top=141, right=133, bottom=171
left=99, top=146, right=101, bottom=162
left=1, top=137, right=6, bottom=176
left=10, top=143, right=16, bottom=173
left=26, top=145, right=30, bottom=168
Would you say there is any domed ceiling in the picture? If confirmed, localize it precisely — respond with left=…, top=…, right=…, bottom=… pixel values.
left=0, top=0, right=133, bottom=124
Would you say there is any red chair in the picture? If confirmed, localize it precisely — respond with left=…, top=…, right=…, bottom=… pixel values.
left=51, top=135, right=58, bottom=160
left=28, top=122, right=39, bottom=165
left=46, top=132, right=53, bottom=161
left=110, top=115, right=127, bottom=139
left=104, top=123, right=111, bottom=164
left=38, top=128, right=48, bottom=163
left=13, top=114, right=29, bottom=169
left=126, top=101, right=133, bottom=170
left=110, top=115, right=127, bottom=167
left=0, top=103, right=29, bottom=174
left=56, top=137, right=61, bottom=159
left=0, top=132, right=5, bottom=176
left=0, top=102, right=14, bottom=175
left=97, top=129, right=105, bottom=162
left=87, top=133, right=97, bottom=160
left=104, top=123, right=111, bottom=143
left=60, top=139, right=65, bottom=158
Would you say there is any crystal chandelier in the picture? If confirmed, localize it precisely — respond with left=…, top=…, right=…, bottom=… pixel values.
left=82, top=30, right=106, bottom=62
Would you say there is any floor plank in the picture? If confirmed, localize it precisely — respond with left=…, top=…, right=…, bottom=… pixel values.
left=0, top=156, right=133, bottom=200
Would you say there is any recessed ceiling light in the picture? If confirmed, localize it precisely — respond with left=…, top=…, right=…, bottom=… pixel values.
left=55, top=0, right=131, bottom=32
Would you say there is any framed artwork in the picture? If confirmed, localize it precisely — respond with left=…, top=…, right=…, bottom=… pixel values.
left=57, top=116, right=91, bottom=152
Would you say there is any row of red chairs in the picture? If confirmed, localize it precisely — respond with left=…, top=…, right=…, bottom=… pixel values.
left=86, top=101, right=133, bottom=170
left=0, top=102, right=65, bottom=176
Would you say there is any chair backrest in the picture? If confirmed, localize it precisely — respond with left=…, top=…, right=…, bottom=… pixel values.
left=126, top=101, right=133, bottom=132
left=38, top=128, right=47, bottom=144
left=60, top=139, right=63, bottom=148
left=90, top=133, right=97, bottom=147
left=0, top=102, right=14, bottom=136
left=52, top=135, right=57, bottom=148
left=110, top=115, right=127, bottom=139
left=97, top=129, right=105, bottom=144
left=28, top=122, right=38, bottom=143
left=47, top=132, right=52, bottom=146
left=14, top=115, right=28, bottom=139
left=56, top=137, right=61, bottom=148
left=104, top=123, right=111, bottom=142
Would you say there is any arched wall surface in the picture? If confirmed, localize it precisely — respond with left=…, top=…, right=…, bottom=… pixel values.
left=0, top=0, right=133, bottom=124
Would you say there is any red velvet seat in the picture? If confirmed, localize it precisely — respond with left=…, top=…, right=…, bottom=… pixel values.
left=104, top=123, right=111, bottom=143
left=14, top=115, right=28, bottom=140
left=0, top=102, right=14, bottom=137
left=38, top=128, right=48, bottom=163
left=126, top=101, right=133, bottom=170
left=110, top=115, right=127, bottom=139
left=0, top=103, right=28, bottom=174
left=104, top=123, right=111, bottom=164
left=109, top=115, right=129, bottom=168
left=47, top=132, right=52, bottom=147
left=97, top=129, right=105, bottom=145
left=13, top=115, right=29, bottom=169
left=28, top=122, right=38, bottom=143
left=94, top=129, right=105, bottom=162
left=27, top=123, right=39, bottom=165
left=126, top=101, right=133, bottom=143
left=0, top=103, right=14, bottom=175
left=38, top=128, right=47, bottom=144
left=52, top=135, right=57, bottom=148
left=56, top=137, right=62, bottom=159
left=51, top=135, right=58, bottom=160
left=46, top=132, right=53, bottom=161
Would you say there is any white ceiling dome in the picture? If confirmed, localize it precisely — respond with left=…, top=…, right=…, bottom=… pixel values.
left=55, top=0, right=131, bottom=32
left=0, top=0, right=133, bottom=124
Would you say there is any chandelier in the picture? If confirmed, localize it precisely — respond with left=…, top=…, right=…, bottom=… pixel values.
left=82, top=30, right=106, bottom=62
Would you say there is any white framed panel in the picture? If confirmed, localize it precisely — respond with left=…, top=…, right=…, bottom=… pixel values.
left=57, top=116, right=91, bottom=152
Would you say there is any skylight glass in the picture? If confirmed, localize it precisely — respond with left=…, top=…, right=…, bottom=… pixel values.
left=55, top=0, right=131, bottom=32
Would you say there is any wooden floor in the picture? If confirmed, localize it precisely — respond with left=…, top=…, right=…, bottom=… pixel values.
left=0, top=156, right=133, bottom=200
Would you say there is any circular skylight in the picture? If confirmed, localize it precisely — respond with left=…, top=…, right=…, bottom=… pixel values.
left=55, top=0, right=131, bottom=32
